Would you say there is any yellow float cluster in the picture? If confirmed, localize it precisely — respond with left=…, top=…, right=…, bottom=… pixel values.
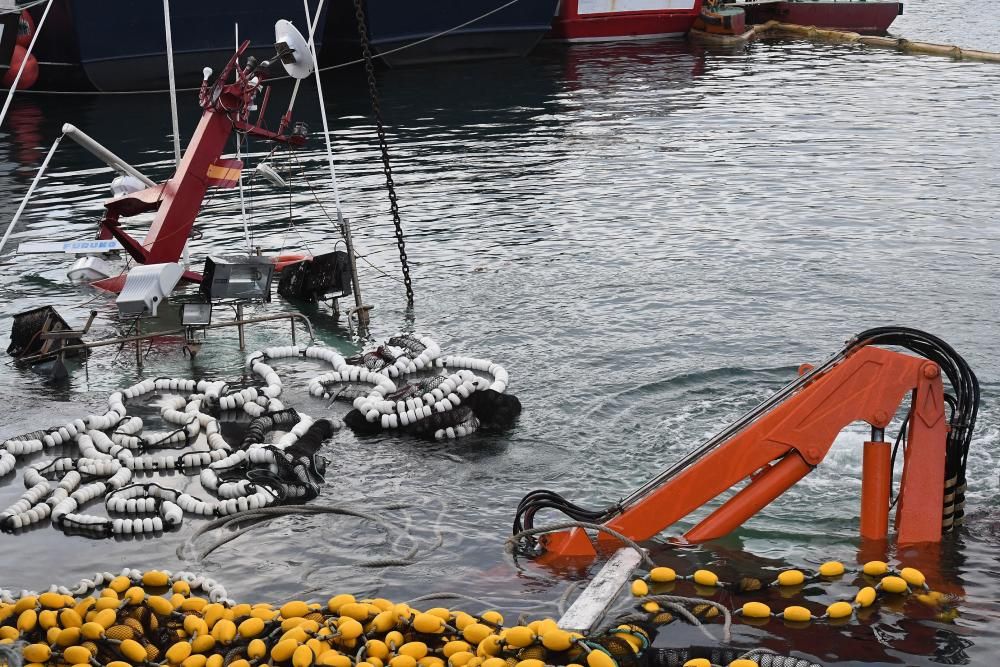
left=630, top=561, right=948, bottom=626
left=0, top=571, right=649, bottom=667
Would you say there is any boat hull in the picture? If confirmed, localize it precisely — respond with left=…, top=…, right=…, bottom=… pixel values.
left=22, top=1, right=88, bottom=91
left=70, top=0, right=326, bottom=92
left=739, top=0, right=903, bottom=34
left=325, top=0, right=560, bottom=68
left=550, top=0, right=702, bottom=42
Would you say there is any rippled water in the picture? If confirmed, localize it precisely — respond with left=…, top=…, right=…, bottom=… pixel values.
left=2, top=5, right=1000, bottom=665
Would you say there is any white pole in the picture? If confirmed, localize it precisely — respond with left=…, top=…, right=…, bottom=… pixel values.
left=233, top=21, right=251, bottom=252
left=236, top=132, right=251, bottom=252
left=0, top=0, right=54, bottom=128
left=0, top=135, right=62, bottom=255
left=283, top=2, right=323, bottom=123
left=61, top=123, right=156, bottom=187
left=162, top=0, right=182, bottom=167
left=234, top=23, right=240, bottom=82
left=302, top=0, right=342, bottom=215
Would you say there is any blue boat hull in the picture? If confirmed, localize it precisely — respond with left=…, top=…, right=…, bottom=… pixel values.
left=69, top=0, right=326, bottom=91
left=326, top=0, right=559, bottom=67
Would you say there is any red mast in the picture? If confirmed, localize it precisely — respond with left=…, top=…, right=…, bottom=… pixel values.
left=93, top=40, right=305, bottom=293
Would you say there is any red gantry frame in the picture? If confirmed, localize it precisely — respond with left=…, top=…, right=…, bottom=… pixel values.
left=539, top=345, right=949, bottom=561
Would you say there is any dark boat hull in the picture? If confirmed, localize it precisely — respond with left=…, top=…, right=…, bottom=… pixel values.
left=738, top=0, right=903, bottom=34
left=22, top=1, right=88, bottom=91
left=68, top=1, right=326, bottom=92
left=0, top=10, right=18, bottom=76
left=325, top=0, right=560, bottom=67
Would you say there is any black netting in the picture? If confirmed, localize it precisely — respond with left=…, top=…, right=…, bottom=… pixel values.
left=388, top=334, right=426, bottom=357
left=464, top=389, right=522, bottom=429
left=247, top=419, right=333, bottom=501
left=240, top=408, right=301, bottom=447
left=322, top=382, right=374, bottom=402
left=7, top=306, right=84, bottom=358
left=593, top=637, right=640, bottom=667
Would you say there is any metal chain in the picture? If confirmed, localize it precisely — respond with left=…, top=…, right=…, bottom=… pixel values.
left=352, top=0, right=414, bottom=306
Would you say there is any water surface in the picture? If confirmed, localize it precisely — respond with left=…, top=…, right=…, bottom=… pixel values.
left=1, top=4, right=999, bottom=665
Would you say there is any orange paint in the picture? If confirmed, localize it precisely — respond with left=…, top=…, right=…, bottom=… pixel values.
left=860, top=440, right=891, bottom=540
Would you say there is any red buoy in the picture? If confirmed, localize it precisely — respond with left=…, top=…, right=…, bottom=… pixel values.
left=16, top=10, right=34, bottom=48
left=4, top=45, right=39, bottom=90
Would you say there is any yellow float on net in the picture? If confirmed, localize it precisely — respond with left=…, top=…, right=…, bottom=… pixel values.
left=682, top=661, right=711, bottom=667
left=740, top=602, right=772, bottom=619
left=340, top=602, right=372, bottom=621
left=369, top=610, right=396, bottom=633
left=825, top=602, right=853, bottom=619
left=541, top=629, right=574, bottom=652
left=516, top=660, right=545, bottom=667
left=108, top=576, right=131, bottom=594
left=480, top=611, right=503, bottom=626
left=650, top=567, right=677, bottom=583
left=22, top=644, right=52, bottom=663
left=781, top=606, right=812, bottom=623
left=412, top=613, right=446, bottom=634
left=630, top=579, right=649, bottom=597
left=862, top=561, right=888, bottom=577
left=191, top=634, right=216, bottom=654
left=462, top=623, right=493, bottom=645
left=854, top=586, right=877, bottom=608
left=880, top=576, right=909, bottom=594
left=63, top=646, right=92, bottom=664
left=54, top=627, right=81, bottom=647
left=293, top=644, right=315, bottom=667
left=692, top=570, right=719, bottom=587
left=142, top=570, right=170, bottom=588
left=586, top=650, right=617, bottom=667
left=899, top=567, right=926, bottom=588
left=319, top=652, right=353, bottom=667
left=280, top=600, right=311, bottom=619
left=399, top=642, right=429, bottom=660
left=818, top=561, right=845, bottom=577
left=38, top=592, right=66, bottom=610
left=504, top=626, right=536, bottom=648
left=776, top=570, right=805, bottom=587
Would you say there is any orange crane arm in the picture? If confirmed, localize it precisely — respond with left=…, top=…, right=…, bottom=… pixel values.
left=538, top=345, right=948, bottom=560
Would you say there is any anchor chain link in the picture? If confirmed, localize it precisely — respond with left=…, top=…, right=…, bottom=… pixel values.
left=353, top=0, right=414, bottom=306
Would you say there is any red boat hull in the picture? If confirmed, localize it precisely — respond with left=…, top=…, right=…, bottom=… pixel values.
left=551, top=0, right=702, bottom=41
left=741, top=1, right=903, bottom=34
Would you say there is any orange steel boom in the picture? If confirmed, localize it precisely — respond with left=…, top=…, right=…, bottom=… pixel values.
left=539, top=345, right=949, bottom=559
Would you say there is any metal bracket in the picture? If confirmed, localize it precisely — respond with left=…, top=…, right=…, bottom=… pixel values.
left=557, top=549, right=643, bottom=633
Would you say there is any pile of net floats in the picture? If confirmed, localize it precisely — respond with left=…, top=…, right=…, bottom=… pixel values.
left=0, top=570, right=644, bottom=667
left=0, top=559, right=958, bottom=667
left=0, top=334, right=521, bottom=539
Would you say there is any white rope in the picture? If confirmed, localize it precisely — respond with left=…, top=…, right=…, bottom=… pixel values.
left=0, top=134, right=62, bottom=256
left=162, top=0, right=182, bottom=166
left=0, top=0, right=52, bottom=126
